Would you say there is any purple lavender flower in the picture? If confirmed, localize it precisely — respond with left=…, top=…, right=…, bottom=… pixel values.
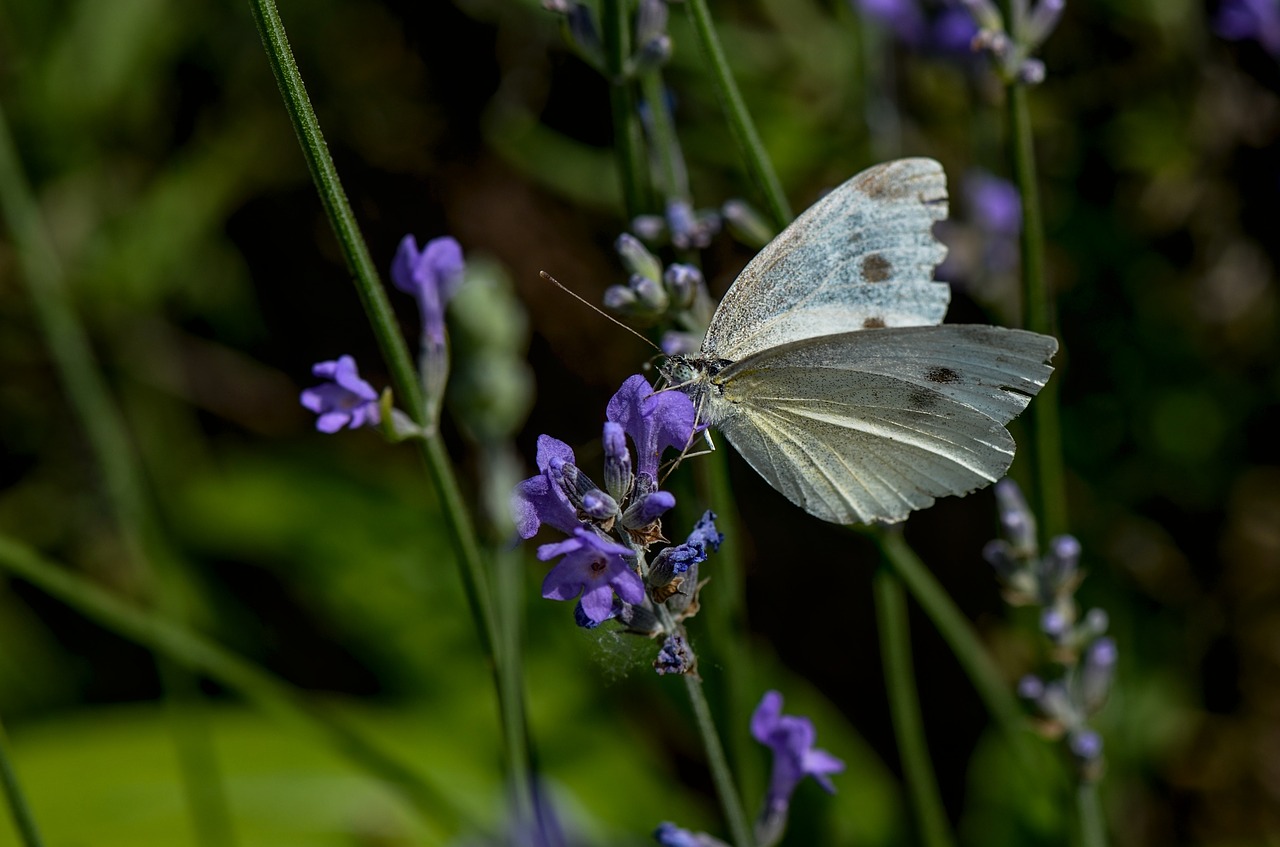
left=854, top=0, right=928, bottom=44
left=391, top=235, right=465, bottom=344
left=653, top=633, right=694, bottom=675
left=932, top=5, right=980, bottom=53
left=511, top=435, right=583, bottom=539
left=538, top=528, right=644, bottom=624
left=299, top=356, right=381, bottom=433
left=651, top=511, right=722, bottom=578
left=605, top=374, right=697, bottom=480
left=1216, top=0, right=1280, bottom=55
left=751, top=691, right=845, bottom=817
left=965, top=171, right=1022, bottom=235
left=653, top=823, right=727, bottom=847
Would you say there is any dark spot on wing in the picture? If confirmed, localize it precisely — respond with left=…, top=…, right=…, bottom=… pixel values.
left=925, top=366, right=960, bottom=384
left=863, top=316, right=886, bottom=329
left=862, top=254, right=893, bottom=283
left=908, top=389, right=937, bottom=410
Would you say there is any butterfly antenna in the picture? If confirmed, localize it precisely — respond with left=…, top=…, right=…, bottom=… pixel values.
left=539, top=271, right=662, bottom=353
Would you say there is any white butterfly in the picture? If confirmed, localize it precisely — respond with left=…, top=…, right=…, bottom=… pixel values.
left=662, top=158, right=1058, bottom=525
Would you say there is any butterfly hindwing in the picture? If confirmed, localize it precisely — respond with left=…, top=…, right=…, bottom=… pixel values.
left=706, top=325, right=1058, bottom=524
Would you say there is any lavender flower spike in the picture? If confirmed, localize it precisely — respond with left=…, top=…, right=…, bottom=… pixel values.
left=300, top=355, right=381, bottom=433
left=606, top=374, right=697, bottom=480
left=391, top=234, right=465, bottom=424
left=751, top=691, right=845, bottom=820
left=539, top=528, right=644, bottom=624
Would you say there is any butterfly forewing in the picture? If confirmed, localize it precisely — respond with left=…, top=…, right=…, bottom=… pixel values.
left=703, top=158, right=952, bottom=362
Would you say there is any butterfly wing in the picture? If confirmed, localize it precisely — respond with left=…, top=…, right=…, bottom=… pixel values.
left=709, top=325, right=1058, bottom=525
left=703, top=158, right=952, bottom=362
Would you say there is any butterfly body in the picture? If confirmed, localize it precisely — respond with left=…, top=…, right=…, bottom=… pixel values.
left=661, top=158, right=1058, bottom=526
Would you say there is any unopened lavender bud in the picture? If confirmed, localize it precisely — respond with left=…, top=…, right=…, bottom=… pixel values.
left=1022, top=0, right=1064, bottom=48
left=664, top=264, right=702, bottom=310
left=983, top=539, right=1019, bottom=578
left=661, top=331, right=701, bottom=356
left=617, top=599, right=661, bottom=636
left=542, top=0, right=572, bottom=13
left=1045, top=534, right=1081, bottom=585
left=1039, top=679, right=1076, bottom=724
left=603, top=284, right=638, bottom=313
left=722, top=198, right=775, bottom=248
left=1018, top=58, right=1046, bottom=85
left=635, top=0, right=669, bottom=44
left=973, top=27, right=1012, bottom=59
left=633, top=34, right=673, bottom=71
left=1081, top=636, right=1117, bottom=713
left=602, top=421, right=633, bottom=502
left=550, top=458, right=610, bottom=517
left=654, top=633, right=695, bottom=675
left=960, top=0, right=1004, bottom=31
left=616, top=232, right=663, bottom=283
left=566, top=4, right=603, bottom=65
left=581, top=489, right=619, bottom=521
left=994, top=479, right=1037, bottom=555
left=1068, top=728, right=1103, bottom=763
left=666, top=199, right=697, bottom=250
left=623, top=489, right=676, bottom=528
left=1018, top=674, right=1045, bottom=701
left=631, top=214, right=666, bottom=242
left=1040, top=607, right=1070, bottom=641
left=630, top=273, right=669, bottom=314
left=1081, top=607, right=1109, bottom=638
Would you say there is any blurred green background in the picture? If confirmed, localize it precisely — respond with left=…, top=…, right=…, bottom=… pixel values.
left=0, top=0, right=1277, bottom=844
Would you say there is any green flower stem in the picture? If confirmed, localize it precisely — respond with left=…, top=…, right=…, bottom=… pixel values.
left=1006, top=83, right=1067, bottom=542
left=863, top=528, right=1028, bottom=746
left=0, top=534, right=465, bottom=834
left=0, top=104, right=235, bottom=847
left=873, top=566, right=955, bottom=847
left=1077, top=781, right=1106, bottom=847
left=683, top=671, right=756, bottom=847
left=0, top=715, right=45, bottom=847
left=683, top=0, right=792, bottom=228
left=601, top=0, right=647, bottom=219
left=692, top=449, right=759, bottom=804
left=246, top=4, right=534, bottom=826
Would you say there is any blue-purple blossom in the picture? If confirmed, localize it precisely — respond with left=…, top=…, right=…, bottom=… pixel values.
left=854, top=0, right=927, bottom=44
left=651, top=510, right=722, bottom=577
left=539, top=528, right=644, bottom=624
left=1217, top=0, right=1280, bottom=54
left=391, top=235, right=465, bottom=345
left=511, top=435, right=582, bottom=539
left=653, top=823, right=727, bottom=847
left=299, top=356, right=381, bottom=433
left=933, top=5, right=980, bottom=52
left=654, top=633, right=694, bottom=675
left=751, top=690, right=845, bottom=816
left=606, top=374, right=697, bottom=480
left=965, top=171, right=1022, bottom=235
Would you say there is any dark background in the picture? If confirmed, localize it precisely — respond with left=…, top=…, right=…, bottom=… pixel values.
left=0, top=0, right=1277, bottom=843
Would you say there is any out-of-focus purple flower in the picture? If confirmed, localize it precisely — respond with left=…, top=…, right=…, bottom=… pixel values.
left=511, top=435, right=583, bottom=539
left=300, top=356, right=381, bottom=433
left=391, top=235, right=465, bottom=345
left=965, top=171, right=1022, bottom=235
left=606, top=374, right=697, bottom=480
left=932, top=5, right=980, bottom=52
left=1217, top=0, right=1280, bottom=55
left=854, top=0, right=928, bottom=44
left=751, top=691, right=845, bottom=816
left=539, top=528, right=644, bottom=624
left=653, top=823, right=728, bottom=847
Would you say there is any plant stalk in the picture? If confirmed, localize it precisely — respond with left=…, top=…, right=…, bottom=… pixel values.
left=874, top=566, right=955, bottom=847
left=0, top=715, right=45, bottom=847
left=683, top=0, right=791, bottom=227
